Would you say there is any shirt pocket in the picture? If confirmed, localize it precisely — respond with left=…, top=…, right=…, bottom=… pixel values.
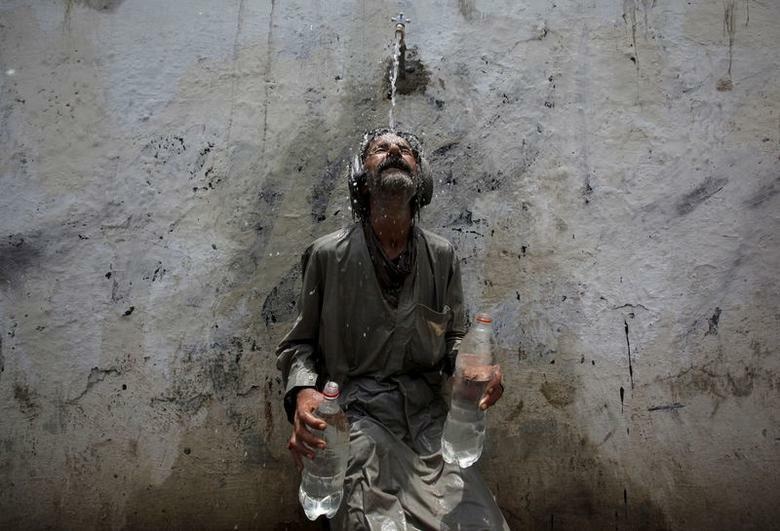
left=405, top=304, right=452, bottom=369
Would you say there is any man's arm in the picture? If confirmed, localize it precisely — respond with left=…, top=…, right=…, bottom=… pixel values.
left=276, top=246, right=322, bottom=419
left=443, top=246, right=466, bottom=375
left=275, top=246, right=328, bottom=468
left=444, top=245, right=504, bottom=409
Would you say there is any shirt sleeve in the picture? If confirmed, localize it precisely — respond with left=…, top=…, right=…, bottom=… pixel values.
left=444, top=246, right=466, bottom=375
left=276, top=245, right=323, bottom=422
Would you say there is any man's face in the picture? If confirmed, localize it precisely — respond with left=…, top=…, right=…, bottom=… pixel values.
left=363, top=133, right=418, bottom=199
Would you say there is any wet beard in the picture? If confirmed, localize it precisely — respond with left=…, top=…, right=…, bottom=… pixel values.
left=367, top=168, right=416, bottom=202
left=380, top=168, right=415, bottom=194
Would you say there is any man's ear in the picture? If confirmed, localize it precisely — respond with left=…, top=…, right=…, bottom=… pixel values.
left=416, top=157, right=433, bottom=207
left=348, top=154, right=370, bottom=217
left=348, top=154, right=367, bottom=190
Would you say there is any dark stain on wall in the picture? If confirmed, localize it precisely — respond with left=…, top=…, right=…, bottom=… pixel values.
left=262, top=264, right=302, bottom=327
left=620, top=386, right=625, bottom=414
left=665, top=363, right=760, bottom=402
left=142, top=134, right=186, bottom=162
left=624, top=320, right=635, bottom=389
left=744, top=176, right=779, bottom=208
left=13, top=382, right=39, bottom=414
left=705, top=307, right=721, bottom=336
left=718, top=0, right=737, bottom=90
left=458, top=0, right=480, bottom=21
left=540, top=381, right=576, bottom=409
left=308, top=158, right=345, bottom=223
left=0, top=234, right=40, bottom=284
left=647, top=402, right=685, bottom=412
left=68, top=0, right=125, bottom=12
left=206, top=342, right=243, bottom=399
left=249, top=180, right=285, bottom=261
left=150, top=336, right=255, bottom=413
left=676, top=177, right=727, bottom=216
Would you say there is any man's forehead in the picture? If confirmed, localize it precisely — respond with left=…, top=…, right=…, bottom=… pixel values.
left=370, top=133, right=411, bottom=147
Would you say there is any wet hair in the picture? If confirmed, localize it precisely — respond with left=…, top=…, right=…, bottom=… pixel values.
left=348, top=128, right=433, bottom=222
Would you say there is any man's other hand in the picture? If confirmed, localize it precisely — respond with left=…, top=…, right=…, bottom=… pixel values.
left=479, top=364, right=504, bottom=411
left=288, top=388, right=327, bottom=471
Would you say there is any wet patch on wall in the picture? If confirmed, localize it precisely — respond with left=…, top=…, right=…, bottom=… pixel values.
left=385, top=47, right=429, bottom=97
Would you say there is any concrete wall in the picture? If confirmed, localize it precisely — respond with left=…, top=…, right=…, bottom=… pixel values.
left=1, top=0, right=778, bottom=529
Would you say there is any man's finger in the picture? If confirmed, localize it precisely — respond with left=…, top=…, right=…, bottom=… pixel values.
left=293, top=410, right=327, bottom=449
left=479, top=370, right=504, bottom=410
left=299, top=409, right=327, bottom=431
left=296, top=426, right=326, bottom=450
left=289, top=436, right=317, bottom=460
left=288, top=439, right=304, bottom=471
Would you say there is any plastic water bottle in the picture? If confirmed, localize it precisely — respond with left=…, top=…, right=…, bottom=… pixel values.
left=441, top=313, right=496, bottom=468
left=299, top=381, right=350, bottom=520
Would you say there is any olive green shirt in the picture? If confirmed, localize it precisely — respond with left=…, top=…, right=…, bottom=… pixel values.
left=277, top=223, right=465, bottom=398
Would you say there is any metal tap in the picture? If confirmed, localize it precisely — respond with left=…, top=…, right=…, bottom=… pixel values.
left=391, top=12, right=410, bottom=46
left=391, top=12, right=409, bottom=79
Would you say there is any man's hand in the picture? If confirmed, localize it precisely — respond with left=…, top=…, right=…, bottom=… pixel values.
left=478, top=364, right=504, bottom=411
left=287, top=388, right=327, bottom=471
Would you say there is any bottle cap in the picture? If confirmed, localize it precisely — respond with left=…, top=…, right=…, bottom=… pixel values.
left=475, top=313, right=492, bottom=324
left=322, top=381, right=340, bottom=399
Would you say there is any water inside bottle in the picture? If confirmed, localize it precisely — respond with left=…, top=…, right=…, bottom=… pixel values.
left=299, top=411, right=349, bottom=520
left=442, top=375, right=490, bottom=467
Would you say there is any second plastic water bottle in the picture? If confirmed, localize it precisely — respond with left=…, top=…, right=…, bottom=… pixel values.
left=299, top=381, right=350, bottom=520
left=441, top=313, right=496, bottom=468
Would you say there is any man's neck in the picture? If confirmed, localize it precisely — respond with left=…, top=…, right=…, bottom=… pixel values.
left=368, top=196, right=413, bottom=261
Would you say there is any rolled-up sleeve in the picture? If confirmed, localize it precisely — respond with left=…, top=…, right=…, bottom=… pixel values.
left=276, top=245, right=323, bottom=420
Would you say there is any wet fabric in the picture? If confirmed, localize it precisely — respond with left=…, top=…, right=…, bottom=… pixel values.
left=276, top=224, right=508, bottom=530
left=362, top=221, right=416, bottom=309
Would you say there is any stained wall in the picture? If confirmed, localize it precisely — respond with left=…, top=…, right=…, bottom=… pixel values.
left=1, top=0, right=778, bottom=529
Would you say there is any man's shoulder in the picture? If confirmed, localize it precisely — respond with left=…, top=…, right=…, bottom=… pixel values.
left=417, top=226, right=456, bottom=256
left=306, top=224, right=360, bottom=256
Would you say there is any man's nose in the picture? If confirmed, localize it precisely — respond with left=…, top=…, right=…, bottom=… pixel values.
left=387, top=143, right=402, bottom=156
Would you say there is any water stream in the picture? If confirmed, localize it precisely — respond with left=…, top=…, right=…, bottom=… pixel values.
left=388, top=33, right=402, bottom=129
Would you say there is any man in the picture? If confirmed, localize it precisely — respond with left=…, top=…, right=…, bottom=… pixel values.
left=277, top=128, right=508, bottom=529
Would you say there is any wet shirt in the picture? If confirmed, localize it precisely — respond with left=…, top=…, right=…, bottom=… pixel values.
left=275, top=223, right=509, bottom=529
left=277, top=223, right=465, bottom=404
left=361, top=221, right=417, bottom=308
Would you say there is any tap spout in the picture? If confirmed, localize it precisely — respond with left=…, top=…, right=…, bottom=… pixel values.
left=391, top=13, right=409, bottom=79
left=391, top=12, right=410, bottom=46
